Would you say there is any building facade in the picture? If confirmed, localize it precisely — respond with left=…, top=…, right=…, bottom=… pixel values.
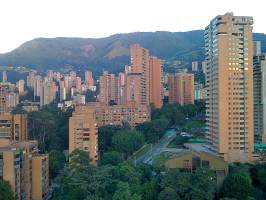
left=0, top=141, right=49, bottom=200
left=87, top=102, right=150, bottom=127
left=253, top=41, right=266, bottom=144
left=149, top=56, right=163, bottom=108
left=69, top=106, right=98, bottom=164
left=192, top=61, right=198, bottom=72
left=40, top=81, right=56, bottom=107
left=99, top=71, right=118, bottom=105
left=205, top=13, right=254, bottom=162
left=85, top=71, right=94, bottom=87
left=168, top=73, right=194, bottom=105
left=0, top=114, right=28, bottom=144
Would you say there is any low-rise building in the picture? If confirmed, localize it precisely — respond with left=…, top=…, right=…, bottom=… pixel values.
left=86, top=102, right=150, bottom=127
left=165, top=150, right=228, bottom=187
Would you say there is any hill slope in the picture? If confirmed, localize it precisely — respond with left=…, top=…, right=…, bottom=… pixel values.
left=0, top=30, right=265, bottom=74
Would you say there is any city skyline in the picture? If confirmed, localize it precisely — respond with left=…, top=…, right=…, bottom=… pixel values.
left=0, top=0, right=265, bottom=53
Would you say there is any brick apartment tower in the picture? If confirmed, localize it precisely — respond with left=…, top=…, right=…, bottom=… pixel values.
left=85, top=70, right=94, bottom=87
left=99, top=71, right=118, bottom=105
left=125, top=44, right=162, bottom=108
left=130, top=44, right=150, bottom=105
left=205, top=13, right=254, bottom=162
left=69, top=106, right=98, bottom=164
left=149, top=56, right=163, bottom=108
left=168, top=73, right=194, bottom=105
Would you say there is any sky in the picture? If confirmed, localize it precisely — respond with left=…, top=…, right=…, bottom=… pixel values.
left=0, top=0, right=265, bottom=53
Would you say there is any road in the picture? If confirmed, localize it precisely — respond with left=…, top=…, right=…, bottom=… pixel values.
left=134, top=129, right=176, bottom=165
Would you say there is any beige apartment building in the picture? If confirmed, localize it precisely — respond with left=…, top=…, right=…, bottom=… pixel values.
left=89, top=102, right=150, bottom=127
left=125, top=72, right=142, bottom=105
left=168, top=73, right=194, bottom=105
left=0, top=114, right=28, bottom=145
left=130, top=44, right=150, bottom=106
left=149, top=56, right=163, bottom=108
left=0, top=141, right=49, bottom=200
left=98, top=44, right=163, bottom=108
left=85, top=70, right=94, bottom=87
left=40, top=81, right=56, bottom=107
left=205, top=13, right=254, bottom=162
left=99, top=71, right=118, bottom=105
left=32, top=154, right=49, bottom=200
left=69, top=106, right=98, bottom=164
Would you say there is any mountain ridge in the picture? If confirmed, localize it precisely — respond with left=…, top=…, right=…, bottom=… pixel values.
left=0, top=30, right=265, bottom=75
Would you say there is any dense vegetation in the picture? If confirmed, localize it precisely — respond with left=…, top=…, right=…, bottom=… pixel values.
left=0, top=181, right=15, bottom=200
left=27, top=104, right=72, bottom=152
left=11, top=102, right=266, bottom=199
left=52, top=148, right=266, bottom=200
left=1, top=31, right=265, bottom=74
left=52, top=149, right=218, bottom=200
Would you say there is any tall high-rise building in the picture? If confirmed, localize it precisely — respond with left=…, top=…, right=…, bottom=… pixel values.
left=59, top=81, right=66, bottom=102
left=253, top=41, right=266, bottom=143
left=0, top=83, right=19, bottom=114
left=69, top=106, right=98, bottom=164
left=0, top=84, right=10, bottom=114
left=2, top=70, right=7, bottom=83
left=75, top=77, right=82, bottom=93
left=205, top=13, right=254, bottom=162
left=202, top=61, right=207, bottom=75
left=7, top=92, right=19, bottom=109
left=40, top=81, right=56, bottom=107
left=192, top=61, right=198, bottom=72
left=0, top=141, right=49, bottom=200
left=130, top=44, right=150, bottom=105
left=99, top=71, right=118, bottom=105
left=85, top=71, right=94, bottom=87
left=125, top=72, right=142, bottom=104
left=0, top=114, right=28, bottom=145
left=27, top=71, right=37, bottom=88
left=34, top=75, right=42, bottom=97
left=149, top=56, right=163, bottom=108
left=16, top=80, right=25, bottom=95
left=32, top=154, right=49, bottom=200
left=117, top=72, right=126, bottom=105
left=168, top=73, right=194, bottom=105
left=47, top=70, right=53, bottom=81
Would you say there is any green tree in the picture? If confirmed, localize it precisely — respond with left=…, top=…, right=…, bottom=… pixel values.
left=112, top=182, right=141, bottom=200
left=98, top=125, right=127, bottom=155
left=49, top=150, right=65, bottom=179
left=0, top=180, right=15, bottom=200
left=190, top=168, right=216, bottom=200
left=141, top=181, right=158, bottom=200
left=111, top=130, right=144, bottom=159
left=28, top=105, right=71, bottom=152
left=101, top=151, right=124, bottom=166
left=116, top=162, right=141, bottom=186
left=221, top=172, right=254, bottom=199
left=158, top=187, right=179, bottom=200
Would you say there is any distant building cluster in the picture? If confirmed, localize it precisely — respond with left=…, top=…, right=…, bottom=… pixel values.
left=0, top=71, right=23, bottom=113
left=25, top=68, right=96, bottom=108
left=99, top=44, right=164, bottom=108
